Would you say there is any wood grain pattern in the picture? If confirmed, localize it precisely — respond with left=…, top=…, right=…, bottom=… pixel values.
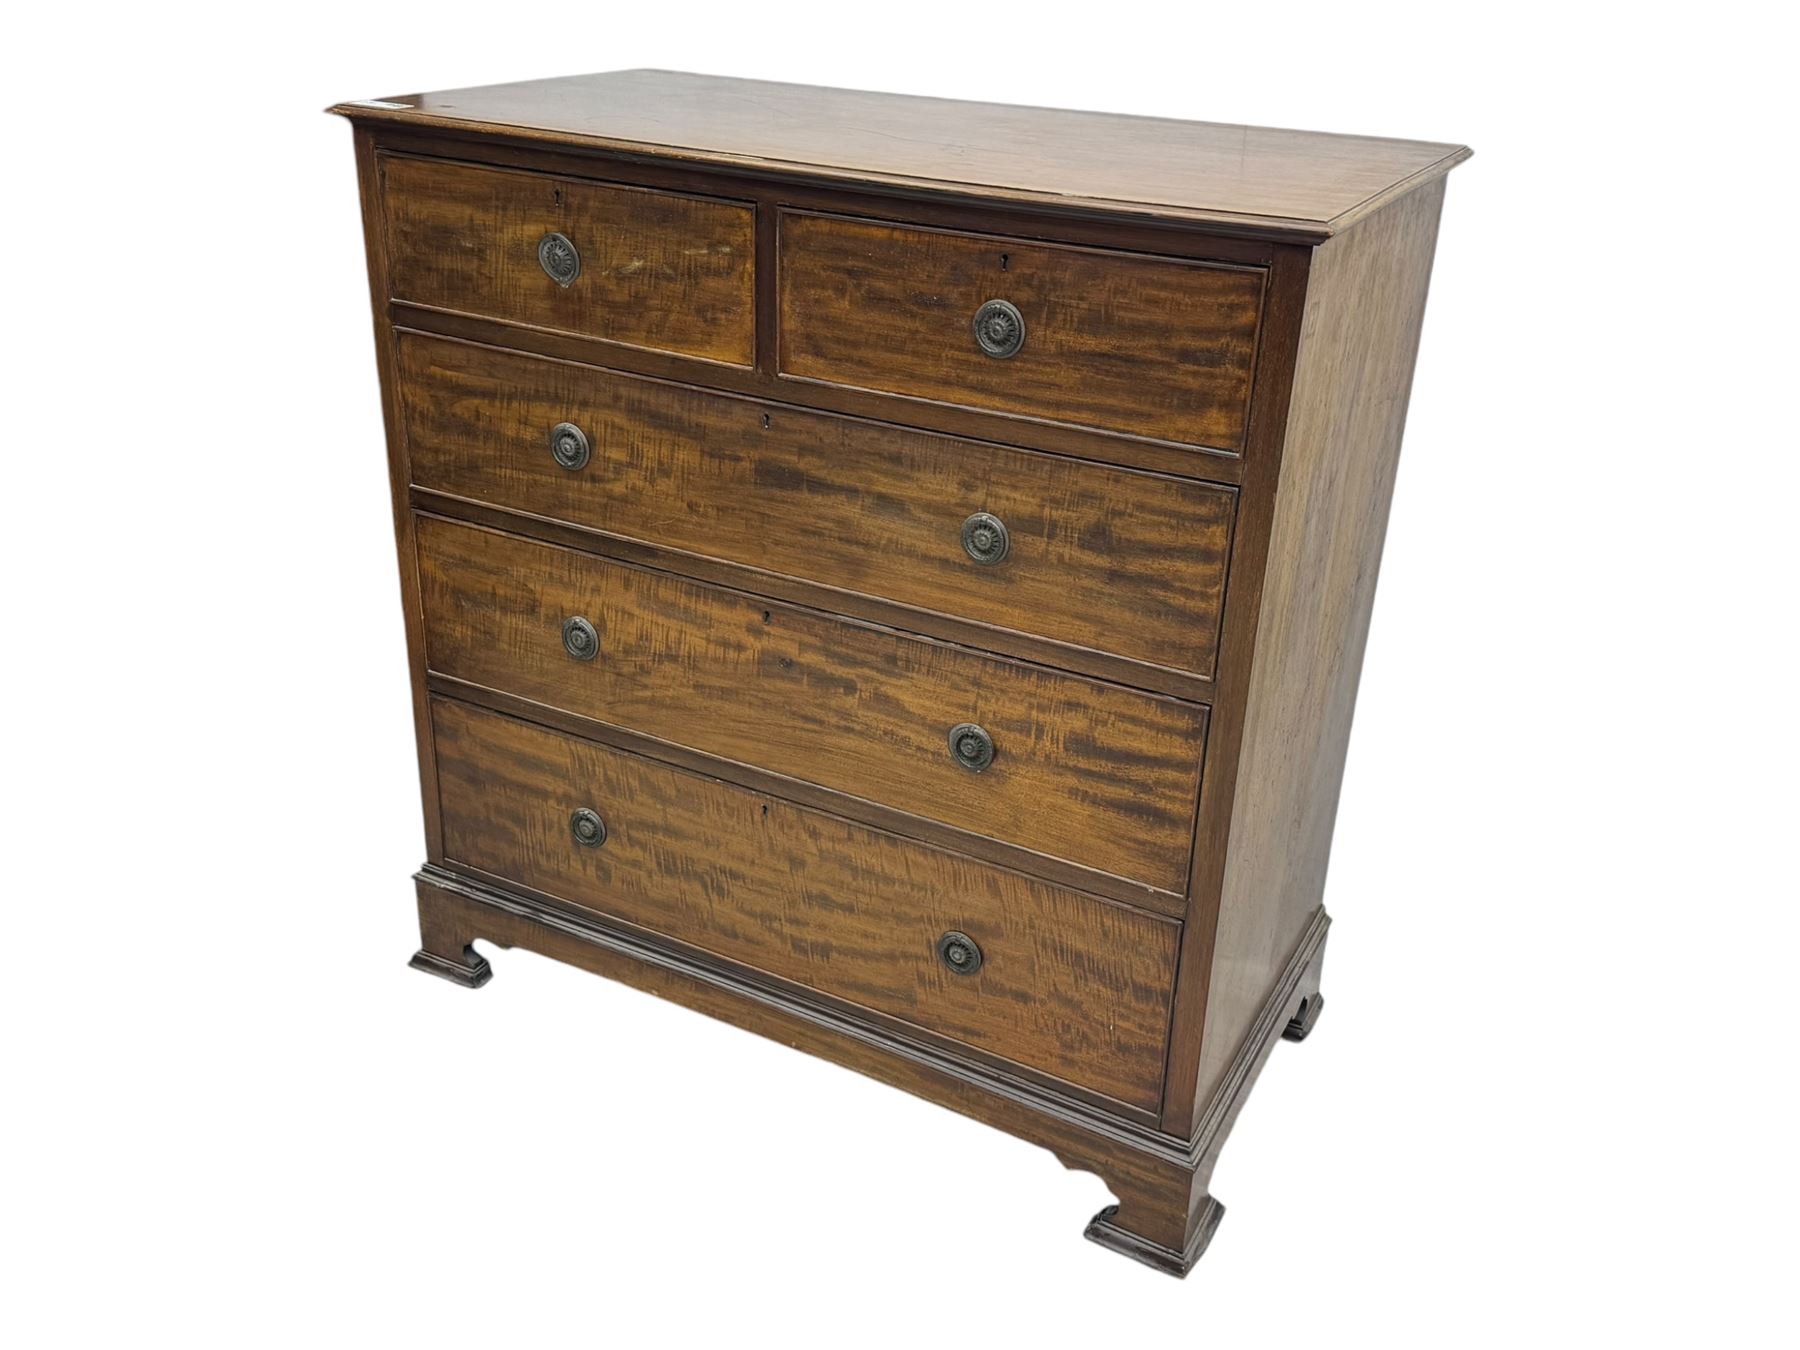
left=420, top=674, right=1184, bottom=917
left=332, top=70, right=1471, bottom=241
left=371, top=125, right=1279, bottom=480
left=397, top=331, right=1236, bottom=677
left=432, top=699, right=1179, bottom=1107
left=380, top=154, right=755, bottom=364
left=415, top=515, right=1208, bottom=893
left=1153, top=243, right=1315, bottom=1136
left=335, top=72, right=1470, bottom=1273
left=410, top=862, right=1201, bottom=1194
left=1188, top=182, right=1448, bottom=1120
left=411, top=866, right=1326, bottom=1269
left=779, top=212, right=1264, bottom=452
left=348, top=128, right=446, bottom=860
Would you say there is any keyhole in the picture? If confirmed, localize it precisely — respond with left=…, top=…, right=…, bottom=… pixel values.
left=762, top=413, right=771, bottom=429
left=999, top=253, right=1009, bottom=271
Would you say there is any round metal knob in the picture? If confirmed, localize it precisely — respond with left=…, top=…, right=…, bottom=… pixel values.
left=937, top=931, right=983, bottom=976
left=550, top=421, right=591, bottom=471
left=960, top=512, right=1010, bottom=566
left=569, top=808, right=608, bottom=848
left=538, top=231, right=581, bottom=287
left=947, top=722, right=995, bottom=773
left=562, top=616, right=600, bottom=661
left=972, top=299, right=1025, bottom=359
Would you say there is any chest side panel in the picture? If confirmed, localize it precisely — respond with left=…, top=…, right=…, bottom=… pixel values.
left=1188, top=180, right=1449, bottom=1122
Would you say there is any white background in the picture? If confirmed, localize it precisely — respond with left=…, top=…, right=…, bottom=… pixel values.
left=5, top=3, right=1794, bottom=1344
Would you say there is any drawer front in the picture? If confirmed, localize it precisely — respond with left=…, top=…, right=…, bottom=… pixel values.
left=778, top=212, right=1264, bottom=451
left=416, top=516, right=1206, bottom=894
left=434, top=699, right=1179, bottom=1108
left=399, top=333, right=1235, bottom=678
left=381, top=156, right=755, bottom=365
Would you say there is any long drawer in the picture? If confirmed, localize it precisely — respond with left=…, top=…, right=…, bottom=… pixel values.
left=778, top=211, right=1264, bottom=451
left=433, top=698, right=1179, bottom=1107
left=381, top=156, right=756, bottom=365
left=398, top=332, right=1235, bottom=678
left=415, top=515, right=1207, bottom=894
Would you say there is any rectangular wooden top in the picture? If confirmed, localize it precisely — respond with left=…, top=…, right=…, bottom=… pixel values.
left=331, top=70, right=1469, bottom=242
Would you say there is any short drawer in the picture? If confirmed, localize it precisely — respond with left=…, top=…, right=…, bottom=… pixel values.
left=777, top=212, right=1264, bottom=451
left=381, top=156, right=755, bottom=364
left=399, top=332, right=1235, bottom=678
left=416, top=516, right=1207, bottom=895
left=433, top=698, right=1179, bottom=1108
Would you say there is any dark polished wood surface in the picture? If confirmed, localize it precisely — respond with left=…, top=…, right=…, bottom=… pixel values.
left=373, top=126, right=1279, bottom=482
left=412, top=865, right=1328, bottom=1276
left=419, top=672, right=1189, bottom=918
left=778, top=212, right=1264, bottom=452
left=397, top=330, right=1236, bottom=678
left=1188, top=178, right=1448, bottom=1119
left=434, top=699, right=1179, bottom=1107
left=333, top=70, right=1469, bottom=240
left=334, top=72, right=1466, bottom=1275
left=381, top=154, right=756, bottom=364
left=415, top=514, right=1208, bottom=894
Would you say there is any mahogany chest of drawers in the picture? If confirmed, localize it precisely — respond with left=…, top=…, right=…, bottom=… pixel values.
left=332, top=71, right=1467, bottom=1276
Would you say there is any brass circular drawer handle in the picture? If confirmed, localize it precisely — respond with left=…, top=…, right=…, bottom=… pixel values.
left=959, top=511, right=1010, bottom=565
left=972, top=298, right=1025, bottom=359
left=538, top=231, right=581, bottom=287
left=550, top=421, right=591, bottom=471
left=947, top=722, right=995, bottom=773
left=562, top=615, right=600, bottom=661
left=569, top=807, right=608, bottom=848
left=937, top=930, right=983, bottom=976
